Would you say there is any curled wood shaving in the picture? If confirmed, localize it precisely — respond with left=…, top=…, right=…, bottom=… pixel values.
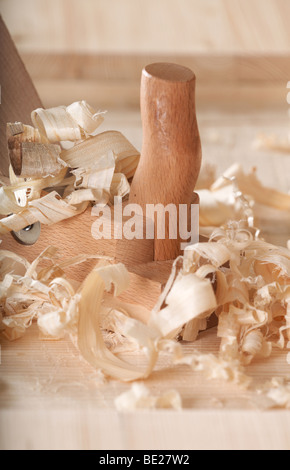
left=31, top=105, right=82, bottom=143
left=150, top=272, right=217, bottom=338
left=198, top=163, right=290, bottom=230
left=115, top=383, right=182, bottom=411
left=257, top=378, right=290, bottom=409
left=7, top=121, right=66, bottom=180
left=254, top=134, right=290, bottom=154
left=66, top=101, right=106, bottom=137
left=0, top=191, right=89, bottom=234
left=17, top=142, right=65, bottom=179
left=211, top=163, right=290, bottom=211
left=71, top=151, right=115, bottom=192
left=7, top=122, right=51, bottom=177
left=60, top=131, right=140, bottom=180
left=31, top=101, right=106, bottom=143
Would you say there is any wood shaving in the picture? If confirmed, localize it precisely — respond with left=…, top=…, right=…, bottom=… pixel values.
left=115, top=383, right=182, bottom=411
left=254, top=134, right=290, bottom=154
left=198, top=163, right=290, bottom=231
left=258, top=378, right=290, bottom=409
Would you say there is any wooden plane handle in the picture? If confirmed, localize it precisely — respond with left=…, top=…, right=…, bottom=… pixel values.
left=129, top=63, right=202, bottom=261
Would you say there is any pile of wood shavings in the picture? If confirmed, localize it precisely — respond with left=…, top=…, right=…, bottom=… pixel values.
left=1, top=212, right=290, bottom=404
left=0, top=100, right=140, bottom=235
left=1, top=104, right=290, bottom=409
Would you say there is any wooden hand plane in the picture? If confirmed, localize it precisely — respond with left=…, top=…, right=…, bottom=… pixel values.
left=0, top=19, right=203, bottom=316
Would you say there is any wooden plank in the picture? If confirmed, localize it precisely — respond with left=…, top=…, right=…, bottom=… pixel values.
left=1, top=408, right=290, bottom=450
left=2, top=0, right=290, bottom=55
left=1, top=323, right=290, bottom=450
left=0, top=16, right=42, bottom=176
left=14, top=53, right=290, bottom=110
left=28, top=79, right=289, bottom=112
left=21, top=53, right=290, bottom=84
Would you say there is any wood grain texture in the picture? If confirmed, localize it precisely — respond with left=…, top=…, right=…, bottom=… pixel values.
left=1, top=408, right=290, bottom=450
left=118, top=260, right=174, bottom=311
left=18, top=53, right=290, bottom=84
left=129, top=64, right=202, bottom=260
left=118, top=271, right=164, bottom=312
left=0, top=204, right=154, bottom=282
left=2, top=0, right=290, bottom=112
left=0, top=16, right=42, bottom=177
left=2, top=0, right=290, bottom=55
left=1, top=323, right=290, bottom=450
left=2, top=1, right=290, bottom=112
left=14, top=53, right=290, bottom=110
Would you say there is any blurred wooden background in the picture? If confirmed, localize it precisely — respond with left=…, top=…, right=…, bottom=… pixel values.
left=2, top=0, right=290, bottom=54
left=1, top=0, right=290, bottom=110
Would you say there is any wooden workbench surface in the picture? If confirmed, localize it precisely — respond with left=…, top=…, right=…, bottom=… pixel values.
left=1, top=108, right=290, bottom=450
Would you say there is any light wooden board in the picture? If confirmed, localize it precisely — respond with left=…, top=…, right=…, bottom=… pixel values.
left=0, top=109, right=290, bottom=450
left=1, top=324, right=290, bottom=451
left=12, top=53, right=290, bottom=110
left=1, top=0, right=290, bottom=55
left=2, top=2, right=290, bottom=110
